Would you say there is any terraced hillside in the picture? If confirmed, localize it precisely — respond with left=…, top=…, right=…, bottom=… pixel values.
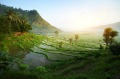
left=0, top=33, right=120, bottom=79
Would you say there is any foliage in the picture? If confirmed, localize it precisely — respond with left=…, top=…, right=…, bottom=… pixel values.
left=0, top=51, right=13, bottom=69
left=58, top=41, right=63, bottom=48
left=54, top=31, right=59, bottom=37
left=0, top=16, right=10, bottom=34
left=18, top=64, right=29, bottom=71
left=0, top=4, right=60, bottom=34
left=0, top=33, right=44, bottom=55
left=74, top=34, right=79, bottom=41
left=109, top=43, right=120, bottom=55
left=0, top=32, right=120, bottom=79
left=69, top=38, right=73, bottom=44
left=35, top=66, right=47, bottom=73
left=0, top=9, right=32, bottom=36
left=99, top=44, right=104, bottom=49
left=103, top=27, right=118, bottom=47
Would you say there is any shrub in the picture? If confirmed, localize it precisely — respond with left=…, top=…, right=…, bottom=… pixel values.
left=109, top=43, right=120, bottom=55
left=99, top=44, right=103, bottom=49
left=0, top=51, right=10, bottom=69
left=19, top=64, right=28, bottom=71
left=94, top=52, right=101, bottom=58
left=35, top=66, right=46, bottom=73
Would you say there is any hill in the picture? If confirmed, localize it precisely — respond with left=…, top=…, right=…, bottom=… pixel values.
left=90, top=22, right=120, bottom=32
left=0, top=4, right=60, bottom=34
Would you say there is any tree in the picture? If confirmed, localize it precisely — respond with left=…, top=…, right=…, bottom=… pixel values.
left=0, top=9, right=32, bottom=36
left=0, top=16, right=10, bottom=34
left=110, top=31, right=118, bottom=38
left=19, top=17, right=32, bottom=32
left=109, top=43, right=120, bottom=55
left=54, top=31, right=59, bottom=37
left=103, top=27, right=118, bottom=47
left=58, top=42, right=63, bottom=48
left=75, top=34, right=79, bottom=41
left=5, top=9, right=15, bottom=33
left=5, top=10, right=32, bottom=33
left=69, top=38, right=73, bottom=44
left=11, top=13, right=21, bottom=32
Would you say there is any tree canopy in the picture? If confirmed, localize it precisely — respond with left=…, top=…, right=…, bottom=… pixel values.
left=0, top=10, right=32, bottom=34
left=103, top=27, right=118, bottom=47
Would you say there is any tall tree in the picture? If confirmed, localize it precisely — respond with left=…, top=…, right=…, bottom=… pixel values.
left=69, top=38, right=73, bottom=44
left=19, top=17, right=32, bottom=32
left=4, top=9, right=32, bottom=34
left=103, top=27, right=118, bottom=47
left=75, top=34, right=79, bottom=41
left=54, top=31, right=59, bottom=37
left=5, top=10, right=15, bottom=33
left=11, top=13, right=21, bottom=32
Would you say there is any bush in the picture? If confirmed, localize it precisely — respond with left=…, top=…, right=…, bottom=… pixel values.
left=35, top=66, right=46, bottom=73
left=94, top=52, right=101, bottom=58
left=0, top=51, right=10, bottom=69
left=109, top=43, right=120, bottom=55
left=19, top=64, right=28, bottom=71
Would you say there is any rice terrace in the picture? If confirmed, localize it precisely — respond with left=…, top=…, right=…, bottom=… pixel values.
left=0, top=0, right=120, bottom=79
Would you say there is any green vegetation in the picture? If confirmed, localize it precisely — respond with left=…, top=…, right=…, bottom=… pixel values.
left=109, top=43, right=120, bottom=55
left=0, top=4, right=60, bottom=34
left=0, top=33, right=44, bottom=55
left=74, top=34, right=79, bottom=41
left=18, top=64, right=29, bottom=71
left=35, top=66, right=47, bottom=73
left=1, top=28, right=119, bottom=79
left=0, top=3, right=120, bottom=79
left=54, top=31, right=59, bottom=37
left=103, top=27, right=118, bottom=47
left=0, top=10, right=32, bottom=34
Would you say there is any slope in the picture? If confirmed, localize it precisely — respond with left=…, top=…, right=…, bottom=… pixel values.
left=90, top=22, right=120, bottom=32
left=0, top=4, right=60, bottom=34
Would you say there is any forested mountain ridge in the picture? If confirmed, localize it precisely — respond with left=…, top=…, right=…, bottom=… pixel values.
left=0, top=4, right=60, bottom=34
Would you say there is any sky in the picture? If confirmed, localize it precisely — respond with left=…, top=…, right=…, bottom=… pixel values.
left=0, top=0, right=120, bottom=31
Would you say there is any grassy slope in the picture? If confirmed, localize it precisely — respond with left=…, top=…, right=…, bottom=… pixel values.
left=0, top=33, right=44, bottom=56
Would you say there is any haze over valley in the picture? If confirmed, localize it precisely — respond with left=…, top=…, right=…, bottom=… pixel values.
left=0, top=0, right=120, bottom=79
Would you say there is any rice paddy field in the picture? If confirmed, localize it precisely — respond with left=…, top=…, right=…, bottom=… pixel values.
left=0, top=32, right=120, bottom=79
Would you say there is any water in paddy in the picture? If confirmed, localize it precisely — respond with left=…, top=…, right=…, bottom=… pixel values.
left=23, top=52, right=51, bottom=67
left=23, top=51, right=73, bottom=67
